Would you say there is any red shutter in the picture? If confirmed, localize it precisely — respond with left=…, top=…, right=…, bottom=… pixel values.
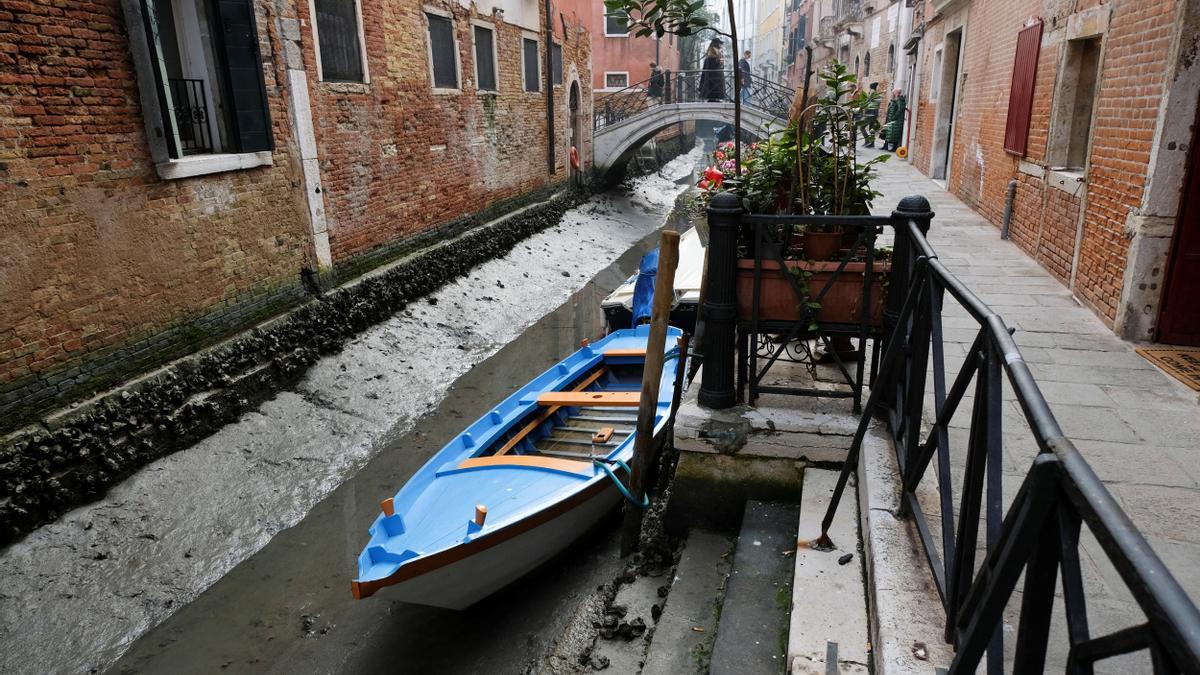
left=1004, top=20, right=1043, bottom=156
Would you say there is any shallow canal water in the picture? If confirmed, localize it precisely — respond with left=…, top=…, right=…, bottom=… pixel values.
left=107, top=200, right=693, bottom=673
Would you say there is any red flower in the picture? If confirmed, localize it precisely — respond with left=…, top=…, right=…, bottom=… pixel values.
left=698, top=179, right=710, bottom=190
left=714, top=151, right=726, bottom=160
left=704, top=165, right=725, bottom=186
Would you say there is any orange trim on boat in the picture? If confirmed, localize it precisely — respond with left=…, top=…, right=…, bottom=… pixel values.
left=536, top=391, right=642, bottom=407
left=495, top=367, right=608, bottom=457
left=592, top=427, right=614, bottom=443
left=457, top=455, right=593, bottom=476
left=380, top=497, right=395, bottom=517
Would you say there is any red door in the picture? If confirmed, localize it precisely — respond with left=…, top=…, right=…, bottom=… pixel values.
left=1159, top=106, right=1200, bottom=345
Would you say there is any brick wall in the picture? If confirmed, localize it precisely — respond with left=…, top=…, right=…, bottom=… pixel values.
left=0, top=0, right=593, bottom=432
left=300, top=0, right=592, bottom=265
left=0, top=0, right=316, bottom=429
left=906, top=0, right=1180, bottom=326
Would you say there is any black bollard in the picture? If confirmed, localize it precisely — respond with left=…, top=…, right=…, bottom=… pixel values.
left=698, top=191, right=742, bottom=409
left=883, top=196, right=934, bottom=405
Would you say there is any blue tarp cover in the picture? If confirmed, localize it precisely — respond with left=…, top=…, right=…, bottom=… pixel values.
left=631, top=248, right=659, bottom=327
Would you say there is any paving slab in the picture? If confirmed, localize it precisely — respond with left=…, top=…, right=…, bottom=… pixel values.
left=711, top=501, right=802, bottom=675
left=642, top=530, right=735, bottom=675
left=788, top=469, right=869, bottom=674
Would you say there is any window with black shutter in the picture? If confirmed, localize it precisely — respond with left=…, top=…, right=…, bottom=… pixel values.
left=523, top=38, right=540, bottom=92
left=314, top=0, right=365, bottom=83
left=551, top=42, right=563, bottom=86
left=426, top=12, right=459, bottom=90
left=136, top=0, right=273, bottom=159
left=474, top=25, right=497, bottom=91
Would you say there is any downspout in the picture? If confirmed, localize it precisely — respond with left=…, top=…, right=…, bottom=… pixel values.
left=544, top=0, right=556, bottom=175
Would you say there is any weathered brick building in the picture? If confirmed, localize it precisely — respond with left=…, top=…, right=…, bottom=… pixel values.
left=0, top=0, right=592, bottom=431
left=903, top=0, right=1200, bottom=344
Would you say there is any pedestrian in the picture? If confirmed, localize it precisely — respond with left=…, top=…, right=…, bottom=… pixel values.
left=861, top=82, right=881, bottom=147
left=699, top=40, right=725, bottom=102
left=647, top=61, right=664, bottom=100
left=883, top=88, right=906, bottom=152
left=739, top=50, right=752, bottom=103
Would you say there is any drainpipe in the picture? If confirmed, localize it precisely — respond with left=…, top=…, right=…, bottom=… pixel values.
left=544, top=0, right=556, bottom=175
left=1001, top=179, right=1017, bottom=239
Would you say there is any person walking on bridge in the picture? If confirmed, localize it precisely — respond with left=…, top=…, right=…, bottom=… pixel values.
left=699, top=40, right=725, bottom=102
left=739, top=50, right=752, bottom=104
left=648, top=62, right=664, bottom=100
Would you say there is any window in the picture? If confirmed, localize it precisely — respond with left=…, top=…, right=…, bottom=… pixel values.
left=522, top=37, right=540, bottom=92
left=864, top=52, right=871, bottom=76
left=888, top=44, right=895, bottom=74
left=425, top=11, right=458, bottom=90
left=313, top=0, right=366, bottom=82
left=1003, top=21, right=1043, bottom=156
left=551, top=42, right=563, bottom=86
left=134, top=0, right=273, bottom=160
left=605, top=13, right=628, bottom=36
left=474, top=24, right=497, bottom=92
left=1048, top=35, right=1101, bottom=169
left=604, top=72, right=628, bottom=89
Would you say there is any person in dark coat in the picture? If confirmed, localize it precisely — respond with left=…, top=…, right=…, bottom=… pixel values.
left=647, top=62, right=664, bottom=99
left=860, top=82, right=881, bottom=147
left=883, top=88, right=906, bottom=152
left=738, top=50, right=752, bottom=103
left=699, top=41, right=725, bottom=102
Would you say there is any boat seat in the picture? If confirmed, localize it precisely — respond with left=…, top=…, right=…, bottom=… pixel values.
left=455, top=455, right=593, bottom=477
left=536, top=391, right=641, bottom=407
left=603, top=348, right=646, bottom=357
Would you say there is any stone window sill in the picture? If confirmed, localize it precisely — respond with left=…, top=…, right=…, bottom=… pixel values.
left=156, top=151, right=274, bottom=180
left=1048, top=168, right=1086, bottom=195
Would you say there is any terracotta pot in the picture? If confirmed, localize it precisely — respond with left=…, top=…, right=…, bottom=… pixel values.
left=735, top=258, right=889, bottom=326
left=805, top=230, right=843, bottom=261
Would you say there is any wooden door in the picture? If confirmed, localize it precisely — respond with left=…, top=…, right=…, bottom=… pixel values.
left=1159, top=106, right=1200, bottom=345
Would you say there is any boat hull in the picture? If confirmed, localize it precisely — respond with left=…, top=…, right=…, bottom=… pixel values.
left=381, top=482, right=622, bottom=610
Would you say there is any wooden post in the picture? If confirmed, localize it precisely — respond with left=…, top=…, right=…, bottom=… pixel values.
left=620, top=230, right=680, bottom=557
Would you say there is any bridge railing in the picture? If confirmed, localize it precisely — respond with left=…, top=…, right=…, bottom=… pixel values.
left=594, top=71, right=794, bottom=132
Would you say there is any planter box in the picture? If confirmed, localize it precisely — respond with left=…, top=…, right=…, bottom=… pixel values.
left=736, top=258, right=889, bottom=326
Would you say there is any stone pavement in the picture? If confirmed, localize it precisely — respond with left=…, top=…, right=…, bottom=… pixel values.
left=867, top=149, right=1200, bottom=670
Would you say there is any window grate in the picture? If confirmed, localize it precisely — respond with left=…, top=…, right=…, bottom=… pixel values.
left=474, top=25, right=496, bottom=91
left=168, top=78, right=213, bottom=154
left=523, top=38, right=539, bottom=92
left=427, top=12, right=458, bottom=89
left=551, top=42, right=563, bottom=86
left=314, top=0, right=364, bottom=82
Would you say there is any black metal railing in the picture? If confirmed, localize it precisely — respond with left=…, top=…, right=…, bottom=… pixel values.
left=810, top=196, right=1200, bottom=673
left=168, top=78, right=214, bottom=155
left=594, top=70, right=794, bottom=132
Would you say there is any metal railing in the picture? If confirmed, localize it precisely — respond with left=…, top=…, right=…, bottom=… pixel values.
left=168, top=78, right=213, bottom=155
left=811, top=196, right=1200, bottom=673
left=593, top=70, right=794, bottom=132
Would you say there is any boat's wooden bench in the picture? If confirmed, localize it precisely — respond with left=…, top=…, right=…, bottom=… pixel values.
left=603, top=348, right=646, bottom=357
left=535, top=392, right=641, bottom=407
left=455, top=455, right=593, bottom=477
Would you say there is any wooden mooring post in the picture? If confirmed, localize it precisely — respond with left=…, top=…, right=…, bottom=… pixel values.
left=620, top=229, right=680, bottom=557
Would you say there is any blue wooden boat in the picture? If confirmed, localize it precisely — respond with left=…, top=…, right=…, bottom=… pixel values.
left=352, top=325, right=683, bottom=609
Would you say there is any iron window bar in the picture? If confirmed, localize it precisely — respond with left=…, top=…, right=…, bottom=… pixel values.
left=167, top=78, right=213, bottom=155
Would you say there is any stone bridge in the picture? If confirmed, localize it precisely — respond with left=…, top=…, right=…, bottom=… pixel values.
left=591, top=71, right=795, bottom=175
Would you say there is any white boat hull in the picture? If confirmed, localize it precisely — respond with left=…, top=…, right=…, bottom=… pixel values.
left=385, top=484, right=622, bottom=610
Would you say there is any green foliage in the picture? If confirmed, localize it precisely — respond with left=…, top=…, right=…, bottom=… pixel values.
left=602, top=0, right=716, bottom=38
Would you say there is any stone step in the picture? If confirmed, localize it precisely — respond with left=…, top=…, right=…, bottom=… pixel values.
left=642, top=530, right=736, bottom=675
left=788, top=468, right=869, bottom=674
left=710, top=500, right=802, bottom=675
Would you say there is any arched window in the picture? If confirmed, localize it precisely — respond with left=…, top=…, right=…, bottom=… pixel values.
left=888, top=44, right=896, bottom=74
left=854, top=55, right=860, bottom=78
left=864, top=52, right=871, bottom=76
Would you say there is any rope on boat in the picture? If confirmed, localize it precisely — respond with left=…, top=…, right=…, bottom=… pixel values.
left=593, top=458, right=649, bottom=509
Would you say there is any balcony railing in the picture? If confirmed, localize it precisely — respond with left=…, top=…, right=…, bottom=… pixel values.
left=699, top=191, right=1200, bottom=672
left=168, top=78, right=214, bottom=155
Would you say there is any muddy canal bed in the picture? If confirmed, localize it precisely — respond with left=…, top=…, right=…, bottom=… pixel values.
left=0, top=148, right=702, bottom=675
